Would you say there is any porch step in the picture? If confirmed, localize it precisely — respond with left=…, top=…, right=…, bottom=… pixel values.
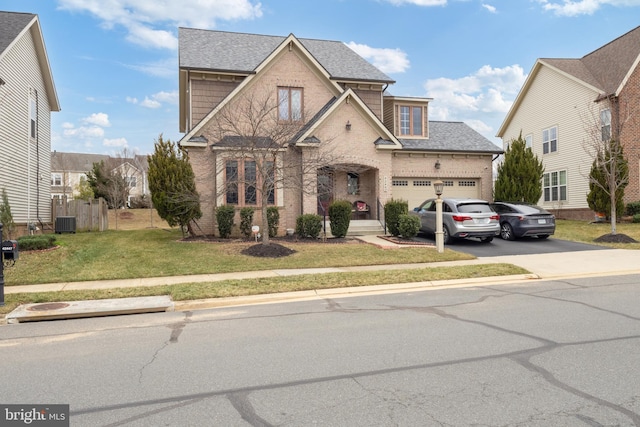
left=323, top=220, right=385, bottom=237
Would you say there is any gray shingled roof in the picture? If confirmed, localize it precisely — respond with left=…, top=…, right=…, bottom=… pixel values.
left=541, top=25, right=640, bottom=96
left=0, top=11, right=35, bottom=55
left=51, top=152, right=110, bottom=172
left=400, top=121, right=503, bottom=154
left=179, top=28, right=394, bottom=83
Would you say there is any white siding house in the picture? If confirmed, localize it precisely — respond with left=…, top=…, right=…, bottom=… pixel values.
left=498, top=25, right=640, bottom=220
left=0, top=11, right=60, bottom=231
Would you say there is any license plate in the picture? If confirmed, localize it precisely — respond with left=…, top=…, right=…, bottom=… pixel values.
left=538, top=219, right=546, bottom=224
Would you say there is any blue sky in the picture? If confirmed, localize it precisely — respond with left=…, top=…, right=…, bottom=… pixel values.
left=3, top=0, right=640, bottom=156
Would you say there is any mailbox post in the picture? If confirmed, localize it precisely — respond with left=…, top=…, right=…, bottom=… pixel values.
left=0, top=223, right=19, bottom=306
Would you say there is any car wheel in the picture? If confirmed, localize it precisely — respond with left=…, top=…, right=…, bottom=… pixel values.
left=442, top=225, right=451, bottom=245
left=500, top=222, right=515, bottom=240
left=481, top=236, right=494, bottom=243
left=538, top=234, right=550, bottom=239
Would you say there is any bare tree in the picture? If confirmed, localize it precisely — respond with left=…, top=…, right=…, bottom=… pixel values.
left=209, top=90, right=341, bottom=245
left=582, top=99, right=632, bottom=235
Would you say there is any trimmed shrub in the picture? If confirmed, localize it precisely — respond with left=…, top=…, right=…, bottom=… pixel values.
left=267, top=207, right=280, bottom=238
left=216, top=205, right=235, bottom=238
left=239, top=207, right=255, bottom=238
left=625, top=201, right=640, bottom=216
left=17, top=234, right=57, bottom=251
left=633, top=213, right=640, bottom=224
left=384, top=199, right=409, bottom=236
left=295, top=214, right=322, bottom=239
left=398, top=214, right=420, bottom=238
left=328, top=199, right=352, bottom=238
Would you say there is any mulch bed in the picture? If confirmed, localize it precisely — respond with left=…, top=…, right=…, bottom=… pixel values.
left=593, top=233, right=638, bottom=243
left=377, top=235, right=434, bottom=246
left=180, top=234, right=362, bottom=258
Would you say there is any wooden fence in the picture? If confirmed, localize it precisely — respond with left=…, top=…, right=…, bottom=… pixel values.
left=51, top=197, right=109, bottom=232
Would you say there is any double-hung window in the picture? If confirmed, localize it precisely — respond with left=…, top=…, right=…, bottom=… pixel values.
left=543, top=170, right=567, bottom=202
left=542, top=127, right=557, bottom=154
left=51, top=173, right=62, bottom=186
left=278, top=87, right=303, bottom=121
left=600, top=109, right=611, bottom=142
left=399, top=106, right=424, bottom=136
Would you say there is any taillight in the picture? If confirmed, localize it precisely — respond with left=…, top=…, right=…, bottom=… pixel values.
left=517, top=215, right=525, bottom=221
left=491, top=214, right=500, bottom=221
left=452, top=215, right=473, bottom=222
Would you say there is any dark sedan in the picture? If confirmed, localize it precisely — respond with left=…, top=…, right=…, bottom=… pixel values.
left=490, top=201, right=556, bottom=240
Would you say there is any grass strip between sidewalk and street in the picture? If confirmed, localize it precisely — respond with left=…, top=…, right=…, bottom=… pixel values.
left=1, top=263, right=527, bottom=315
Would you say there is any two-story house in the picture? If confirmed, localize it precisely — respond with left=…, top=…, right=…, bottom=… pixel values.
left=178, top=29, right=502, bottom=235
left=0, top=11, right=59, bottom=232
left=51, top=151, right=150, bottom=206
left=498, top=25, right=640, bottom=220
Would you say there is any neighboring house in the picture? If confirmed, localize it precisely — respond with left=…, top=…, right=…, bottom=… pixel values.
left=178, top=29, right=502, bottom=235
left=51, top=151, right=150, bottom=206
left=498, top=25, right=640, bottom=220
left=0, top=11, right=60, bottom=231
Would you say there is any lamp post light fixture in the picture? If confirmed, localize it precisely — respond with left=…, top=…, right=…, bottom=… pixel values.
left=433, top=180, right=444, bottom=253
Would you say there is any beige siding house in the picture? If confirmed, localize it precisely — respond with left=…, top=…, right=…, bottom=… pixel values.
left=179, top=29, right=502, bottom=235
left=0, top=11, right=59, bottom=231
left=51, top=151, right=150, bottom=206
left=498, top=25, right=640, bottom=219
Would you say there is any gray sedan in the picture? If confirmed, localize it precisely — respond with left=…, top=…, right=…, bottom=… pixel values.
left=490, top=201, right=556, bottom=240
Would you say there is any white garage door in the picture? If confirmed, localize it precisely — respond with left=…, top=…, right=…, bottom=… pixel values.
left=391, top=178, right=479, bottom=210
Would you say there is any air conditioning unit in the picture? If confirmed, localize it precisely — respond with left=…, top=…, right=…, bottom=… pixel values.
left=55, top=216, right=76, bottom=234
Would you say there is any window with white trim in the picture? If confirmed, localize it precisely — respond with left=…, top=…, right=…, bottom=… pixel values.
left=525, top=134, right=532, bottom=149
left=125, top=176, right=137, bottom=188
left=543, top=170, right=567, bottom=202
left=392, top=180, right=408, bottom=186
left=51, top=173, right=62, bottom=186
left=542, top=126, right=557, bottom=154
left=413, top=180, right=431, bottom=186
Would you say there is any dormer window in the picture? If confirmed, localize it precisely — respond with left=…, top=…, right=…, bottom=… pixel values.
left=400, top=105, right=424, bottom=136
left=278, top=87, right=303, bottom=121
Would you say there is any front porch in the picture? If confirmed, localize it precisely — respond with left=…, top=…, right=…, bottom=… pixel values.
left=321, top=219, right=385, bottom=237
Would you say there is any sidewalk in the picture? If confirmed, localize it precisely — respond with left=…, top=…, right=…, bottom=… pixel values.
left=3, top=236, right=639, bottom=323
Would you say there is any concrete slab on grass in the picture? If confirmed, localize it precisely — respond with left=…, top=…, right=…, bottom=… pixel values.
left=6, top=296, right=174, bottom=324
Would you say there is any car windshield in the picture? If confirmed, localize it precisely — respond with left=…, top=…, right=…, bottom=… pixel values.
left=456, top=203, right=493, bottom=213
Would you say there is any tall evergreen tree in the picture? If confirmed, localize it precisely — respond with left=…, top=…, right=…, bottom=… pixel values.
left=494, top=134, right=544, bottom=203
left=0, top=188, right=16, bottom=240
left=148, top=134, right=202, bottom=237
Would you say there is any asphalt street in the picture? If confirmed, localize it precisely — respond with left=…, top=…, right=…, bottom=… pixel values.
left=2, top=273, right=639, bottom=426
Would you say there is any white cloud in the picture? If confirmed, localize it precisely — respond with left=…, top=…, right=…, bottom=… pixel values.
left=536, top=0, right=640, bottom=16
left=346, top=42, right=410, bottom=74
left=63, top=125, right=105, bottom=139
left=482, top=3, right=497, bottom=13
left=127, top=90, right=178, bottom=109
left=140, top=98, right=162, bottom=109
left=424, top=64, right=526, bottom=140
left=126, top=57, right=176, bottom=78
left=104, top=138, right=128, bottom=148
left=82, top=112, right=111, bottom=127
left=57, top=0, right=263, bottom=50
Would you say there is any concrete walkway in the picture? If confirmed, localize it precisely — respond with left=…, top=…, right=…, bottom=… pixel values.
left=3, top=236, right=639, bottom=323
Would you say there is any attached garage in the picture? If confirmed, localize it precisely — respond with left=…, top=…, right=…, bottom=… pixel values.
left=392, top=178, right=480, bottom=210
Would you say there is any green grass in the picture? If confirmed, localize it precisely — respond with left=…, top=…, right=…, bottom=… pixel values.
left=1, top=263, right=527, bottom=315
left=2, top=218, right=636, bottom=317
left=554, top=219, right=640, bottom=248
left=5, top=228, right=476, bottom=286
